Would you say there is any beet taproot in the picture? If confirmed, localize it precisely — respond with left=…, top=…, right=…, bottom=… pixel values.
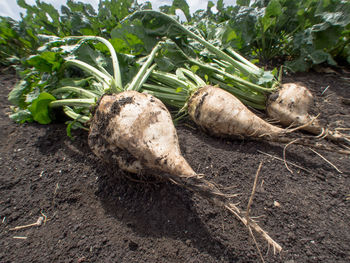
left=187, top=86, right=284, bottom=140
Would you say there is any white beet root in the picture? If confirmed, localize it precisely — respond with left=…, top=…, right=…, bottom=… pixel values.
left=266, top=83, right=321, bottom=134
left=188, top=86, right=284, bottom=139
left=88, top=90, right=236, bottom=204
left=88, top=91, right=196, bottom=177
left=266, top=83, right=349, bottom=144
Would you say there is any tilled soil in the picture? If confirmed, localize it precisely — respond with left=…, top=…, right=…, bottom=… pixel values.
left=0, top=68, right=349, bottom=263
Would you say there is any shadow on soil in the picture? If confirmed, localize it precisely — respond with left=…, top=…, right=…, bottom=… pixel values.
left=33, top=124, right=245, bottom=261
left=95, top=170, right=242, bottom=261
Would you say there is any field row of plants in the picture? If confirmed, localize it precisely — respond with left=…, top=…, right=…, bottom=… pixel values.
left=1, top=0, right=350, bottom=71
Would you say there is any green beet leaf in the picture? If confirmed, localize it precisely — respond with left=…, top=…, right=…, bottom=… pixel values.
left=169, top=0, right=191, bottom=22
left=9, top=109, right=33, bottom=124
left=28, top=92, right=56, bottom=124
left=27, top=51, right=64, bottom=72
left=8, top=80, right=31, bottom=108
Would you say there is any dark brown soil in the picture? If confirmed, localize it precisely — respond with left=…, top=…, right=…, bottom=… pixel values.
left=1, top=68, right=349, bottom=263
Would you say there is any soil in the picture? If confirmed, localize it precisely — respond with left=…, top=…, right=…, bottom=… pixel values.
left=0, top=68, right=349, bottom=263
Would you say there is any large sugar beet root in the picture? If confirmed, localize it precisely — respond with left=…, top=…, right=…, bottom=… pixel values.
left=88, top=91, right=196, bottom=177
left=188, top=86, right=284, bottom=139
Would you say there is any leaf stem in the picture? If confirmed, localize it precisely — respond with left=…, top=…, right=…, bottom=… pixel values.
left=64, top=59, right=112, bottom=88
left=49, top=98, right=96, bottom=108
left=127, top=42, right=163, bottom=91
left=51, top=86, right=99, bottom=98
left=63, top=106, right=90, bottom=123
left=63, top=36, right=122, bottom=90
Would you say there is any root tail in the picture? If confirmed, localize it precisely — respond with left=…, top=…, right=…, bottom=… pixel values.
left=167, top=173, right=283, bottom=254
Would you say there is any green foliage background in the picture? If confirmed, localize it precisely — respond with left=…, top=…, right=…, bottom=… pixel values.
left=1, top=0, right=349, bottom=71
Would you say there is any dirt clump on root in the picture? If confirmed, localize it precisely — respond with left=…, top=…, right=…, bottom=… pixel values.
left=0, top=68, right=350, bottom=262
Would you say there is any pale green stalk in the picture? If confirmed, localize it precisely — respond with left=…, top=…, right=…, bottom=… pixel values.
left=192, top=60, right=274, bottom=93
left=210, top=78, right=266, bottom=109
left=142, top=83, right=187, bottom=108
left=159, top=39, right=275, bottom=94
left=145, top=69, right=199, bottom=107
left=64, top=36, right=122, bottom=90
left=50, top=98, right=96, bottom=108
left=143, top=83, right=188, bottom=97
left=176, top=68, right=206, bottom=87
left=226, top=47, right=261, bottom=72
left=127, top=42, right=163, bottom=91
left=52, top=86, right=99, bottom=98
left=63, top=106, right=90, bottom=123
left=64, top=59, right=114, bottom=91
left=151, top=70, right=197, bottom=91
